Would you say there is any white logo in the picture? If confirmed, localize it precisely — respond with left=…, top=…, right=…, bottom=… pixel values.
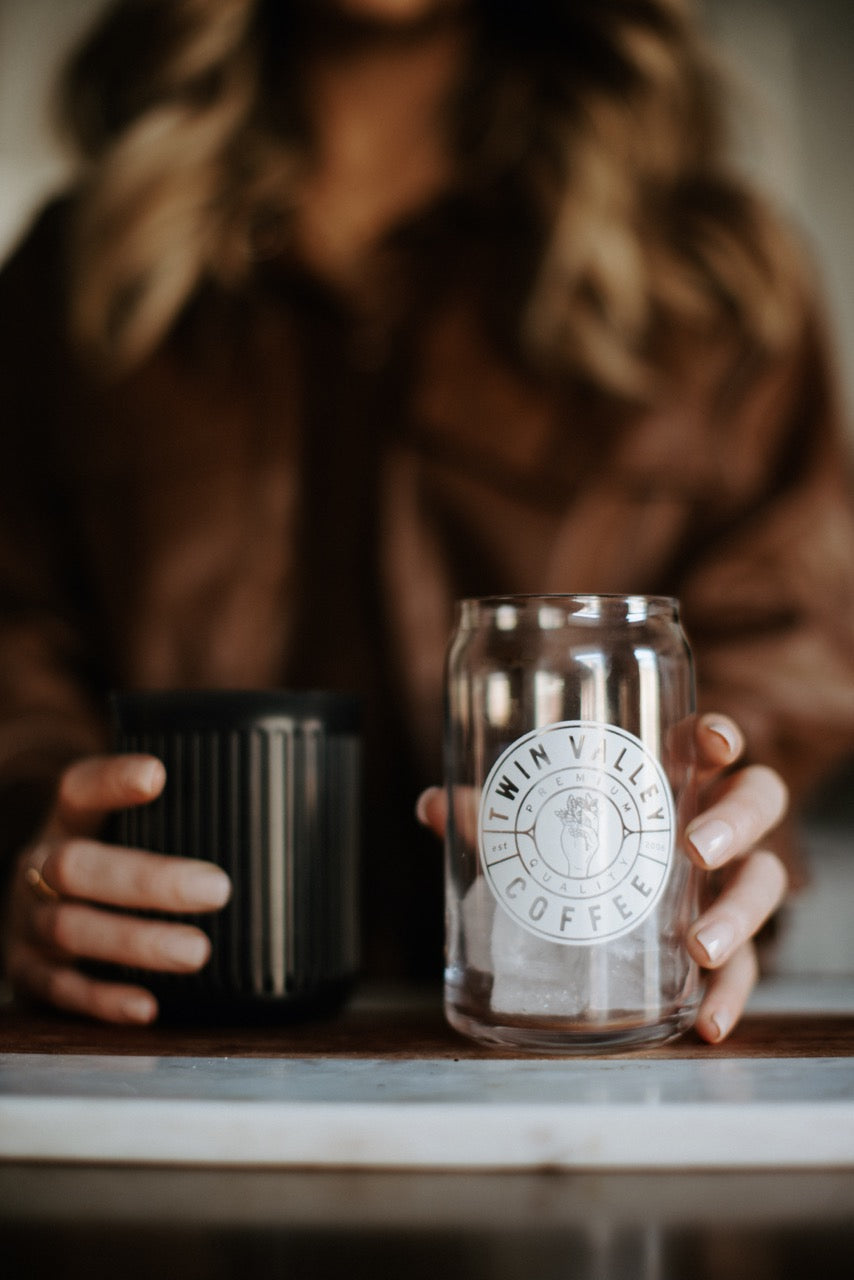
left=477, top=721, right=675, bottom=945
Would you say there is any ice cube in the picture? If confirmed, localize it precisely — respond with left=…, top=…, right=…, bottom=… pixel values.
left=459, top=879, right=662, bottom=1017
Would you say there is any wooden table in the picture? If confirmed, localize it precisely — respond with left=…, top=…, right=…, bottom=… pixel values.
left=2, top=987, right=854, bottom=1058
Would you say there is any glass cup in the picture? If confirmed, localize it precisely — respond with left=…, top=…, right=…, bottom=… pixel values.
left=443, top=595, right=702, bottom=1052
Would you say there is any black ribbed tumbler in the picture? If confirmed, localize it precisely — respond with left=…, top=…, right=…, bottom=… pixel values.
left=109, top=689, right=361, bottom=1020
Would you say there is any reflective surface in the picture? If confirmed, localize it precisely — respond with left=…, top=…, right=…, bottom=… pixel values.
left=2, top=1165, right=854, bottom=1280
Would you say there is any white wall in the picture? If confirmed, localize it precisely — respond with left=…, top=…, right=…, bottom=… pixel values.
left=701, top=0, right=854, bottom=423
left=0, top=0, right=106, bottom=258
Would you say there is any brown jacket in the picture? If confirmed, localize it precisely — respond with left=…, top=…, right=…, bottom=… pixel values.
left=1, top=197, right=854, bottom=974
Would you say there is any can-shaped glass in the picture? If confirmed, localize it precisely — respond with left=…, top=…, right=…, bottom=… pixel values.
left=444, top=594, right=702, bottom=1052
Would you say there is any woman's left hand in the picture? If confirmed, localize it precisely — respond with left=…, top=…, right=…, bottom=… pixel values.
left=416, top=712, right=789, bottom=1045
left=680, top=713, right=789, bottom=1042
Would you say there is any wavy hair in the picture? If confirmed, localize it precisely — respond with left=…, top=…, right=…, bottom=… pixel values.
left=59, top=0, right=804, bottom=394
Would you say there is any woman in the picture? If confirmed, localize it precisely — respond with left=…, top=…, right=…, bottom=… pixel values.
left=1, top=0, right=853, bottom=1036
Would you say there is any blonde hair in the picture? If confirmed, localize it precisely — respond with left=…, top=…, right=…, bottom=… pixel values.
left=61, top=0, right=295, bottom=369
left=60, top=0, right=804, bottom=394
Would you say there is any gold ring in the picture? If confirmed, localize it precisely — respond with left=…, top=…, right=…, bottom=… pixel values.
left=25, top=865, right=61, bottom=903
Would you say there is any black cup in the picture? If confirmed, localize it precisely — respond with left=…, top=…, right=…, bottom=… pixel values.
left=108, top=689, right=361, bottom=1021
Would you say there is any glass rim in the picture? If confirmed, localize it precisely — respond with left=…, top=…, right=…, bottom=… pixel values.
left=456, top=592, right=679, bottom=610
left=454, top=594, right=682, bottom=629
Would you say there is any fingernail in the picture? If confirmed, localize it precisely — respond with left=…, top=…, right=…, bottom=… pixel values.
left=122, top=993, right=157, bottom=1023
left=695, top=920, right=736, bottom=964
left=705, top=719, right=740, bottom=756
left=139, top=759, right=166, bottom=793
left=189, top=868, right=232, bottom=909
left=415, top=787, right=438, bottom=826
left=160, top=931, right=210, bottom=970
left=709, top=1008, right=731, bottom=1042
left=686, top=818, right=733, bottom=867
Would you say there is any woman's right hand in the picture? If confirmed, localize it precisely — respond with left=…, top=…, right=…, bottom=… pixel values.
left=2, top=754, right=232, bottom=1024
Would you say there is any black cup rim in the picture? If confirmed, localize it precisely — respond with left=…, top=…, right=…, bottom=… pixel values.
left=110, top=689, right=362, bottom=733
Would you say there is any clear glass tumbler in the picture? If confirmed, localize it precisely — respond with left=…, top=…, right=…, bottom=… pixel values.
left=444, top=594, right=702, bottom=1052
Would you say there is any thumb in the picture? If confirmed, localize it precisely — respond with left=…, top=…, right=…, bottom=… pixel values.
left=47, top=754, right=166, bottom=838
left=415, top=786, right=447, bottom=839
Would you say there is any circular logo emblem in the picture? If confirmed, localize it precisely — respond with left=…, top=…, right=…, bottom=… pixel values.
left=477, top=721, right=675, bottom=945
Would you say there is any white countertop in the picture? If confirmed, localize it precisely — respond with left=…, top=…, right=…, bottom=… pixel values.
left=2, top=1051, right=854, bottom=1170
left=2, top=975, right=854, bottom=1171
